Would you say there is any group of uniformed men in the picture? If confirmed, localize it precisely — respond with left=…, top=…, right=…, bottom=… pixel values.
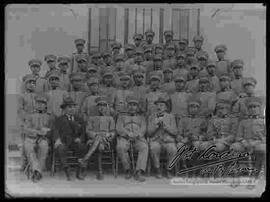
left=18, top=29, right=266, bottom=183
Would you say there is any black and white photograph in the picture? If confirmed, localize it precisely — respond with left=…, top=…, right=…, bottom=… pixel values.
left=5, top=3, right=266, bottom=197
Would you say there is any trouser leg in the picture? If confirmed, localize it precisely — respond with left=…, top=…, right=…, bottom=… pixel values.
left=116, top=138, right=131, bottom=171
left=149, top=141, right=161, bottom=169
left=24, top=138, right=41, bottom=173
left=134, top=140, right=149, bottom=172
left=163, top=142, right=177, bottom=174
left=37, top=139, right=49, bottom=172
left=56, top=144, right=68, bottom=169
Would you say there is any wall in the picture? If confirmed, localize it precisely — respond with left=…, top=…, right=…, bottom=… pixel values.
left=5, top=4, right=266, bottom=142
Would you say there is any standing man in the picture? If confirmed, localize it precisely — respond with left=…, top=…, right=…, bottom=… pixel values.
left=133, top=33, right=144, bottom=48
left=178, top=38, right=189, bottom=54
left=145, top=54, right=164, bottom=85
left=192, top=35, right=205, bottom=59
left=23, top=94, right=53, bottom=182
left=116, top=94, right=148, bottom=182
left=161, top=67, right=175, bottom=95
left=71, top=38, right=88, bottom=74
left=185, top=62, right=200, bottom=93
left=141, top=47, right=154, bottom=74
left=79, top=96, right=115, bottom=180
left=102, top=51, right=115, bottom=68
left=173, top=53, right=189, bottom=79
left=147, top=95, right=177, bottom=179
left=205, top=60, right=220, bottom=92
left=124, top=44, right=136, bottom=66
left=44, top=54, right=58, bottom=79
left=144, top=29, right=155, bottom=50
left=214, top=44, right=232, bottom=78
left=163, top=44, right=177, bottom=70
left=230, top=59, right=245, bottom=96
left=58, top=56, right=72, bottom=92
left=53, top=97, right=87, bottom=181
left=163, top=30, right=177, bottom=50
left=111, top=41, right=122, bottom=63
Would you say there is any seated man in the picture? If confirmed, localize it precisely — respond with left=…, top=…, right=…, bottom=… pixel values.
left=78, top=96, right=115, bottom=180
left=230, top=97, right=266, bottom=179
left=116, top=94, right=148, bottom=182
left=23, top=94, right=54, bottom=183
left=147, top=95, right=177, bottom=179
left=53, top=97, right=87, bottom=181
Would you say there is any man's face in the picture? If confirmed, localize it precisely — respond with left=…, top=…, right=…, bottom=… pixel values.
left=186, top=55, right=195, bottom=63
left=150, top=78, right=160, bottom=89
left=244, top=84, right=255, bottom=95
left=194, top=41, right=203, bottom=49
left=25, top=80, right=36, bottom=91
left=91, top=57, right=98, bottom=65
left=155, top=48, right=163, bottom=55
left=177, top=57, right=185, bottom=66
left=207, top=66, right=216, bottom=76
left=65, top=105, right=76, bottom=116
left=198, top=58, right=207, bottom=66
left=88, top=70, right=97, bottom=77
left=78, top=61, right=87, bottom=72
left=144, top=51, right=152, bottom=60
left=120, top=78, right=130, bottom=88
left=232, top=67, right=243, bottom=77
left=188, top=104, right=199, bottom=115
left=128, top=102, right=138, bottom=114
left=116, top=60, right=124, bottom=69
left=88, top=83, right=99, bottom=94
left=98, top=103, right=108, bottom=115
left=179, top=43, right=187, bottom=51
left=103, top=75, right=113, bottom=86
left=163, top=71, right=173, bottom=82
left=175, top=80, right=185, bottom=91
left=134, top=38, right=142, bottom=47
left=30, top=65, right=41, bottom=75
left=146, top=35, right=153, bottom=44
left=216, top=106, right=230, bottom=117
left=47, top=61, right=56, bottom=69
left=72, top=80, right=82, bottom=90
left=112, top=48, right=120, bottom=55
left=216, top=51, right=225, bottom=60
left=165, top=35, right=172, bottom=43
left=220, top=79, right=230, bottom=89
left=36, top=101, right=47, bottom=112
left=59, top=63, right=69, bottom=73
left=126, top=49, right=134, bottom=58
left=49, top=77, right=59, bottom=88
left=157, top=102, right=167, bottom=114
left=199, top=81, right=209, bottom=92
left=190, top=68, right=199, bottom=77
left=154, top=60, right=162, bottom=69
left=76, top=44, right=84, bottom=52
left=133, top=75, right=144, bottom=86
left=166, top=49, right=175, bottom=57
left=104, top=55, right=112, bottom=64
left=134, top=55, right=144, bottom=64
left=248, top=104, right=261, bottom=116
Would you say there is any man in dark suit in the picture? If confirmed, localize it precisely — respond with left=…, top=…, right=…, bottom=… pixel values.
left=53, top=97, right=87, bottom=181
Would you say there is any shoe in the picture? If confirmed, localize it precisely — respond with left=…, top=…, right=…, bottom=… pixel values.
left=64, top=167, right=71, bottom=181
left=125, top=170, right=132, bottom=179
left=76, top=167, right=85, bottom=180
left=134, top=170, right=146, bottom=182
left=166, top=170, right=173, bottom=179
left=31, top=171, right=41, bottom=183
left=97, top=171, right=104, bottom=180
left=155, top=168, right=162, bottom=179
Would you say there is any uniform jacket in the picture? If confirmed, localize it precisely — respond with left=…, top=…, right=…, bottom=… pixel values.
left=20, top=75, right=48, bottom=94
left=208, top=75, right=221, bottom=92
left=59, top=73, right=71, bottom=92
left=71, top=52, right=88, bottom=73
left=113, top=88, right=133, bottom=114
left=17, top=92, right=37, bottom=124
left=131, top=85, right=148, bottom=114
left=231, top=77, right=244, bottom=96
left=145, top=88, right=167, bottom=117
left=160, top=81, right=175, bottom=95
left=185, top=78, right=199, bottom=93
left=216, top=89, right=238, bottom=107
left=46, top=88, right=69, bottom=117
left=80, top=93, right=102, bottom=121
left=215, top=59, right=232, bottom=78
left=172, top=67, right=189, bottom=79
left=170, top=91, right=192, bottom=119
left=162, top=57, right=177, bottom=70
left=68, top=90, right=88, bottom=116
left=195, top=91, right=216, bottom=117
left=147, top=112, right=177, bottom=143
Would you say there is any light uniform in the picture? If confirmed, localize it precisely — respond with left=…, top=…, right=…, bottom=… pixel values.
left=71, top=39, right=88, bottom=73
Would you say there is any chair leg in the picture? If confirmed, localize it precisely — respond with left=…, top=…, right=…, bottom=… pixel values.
left=146, top=155, right=151, bottom=177
left=111, top=150, right=116, bottom=178
left=115, top=151, right=118, bottom=178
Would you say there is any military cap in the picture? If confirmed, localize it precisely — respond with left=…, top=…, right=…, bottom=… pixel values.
left=74, top=38, right=86, bottom=46
left=87, top=76, right=99, bottom=85
left=95, top=96, right=108, bottom=105
left=57, top=56, right=70, bottom=64
left=101, top=51, right=112, bottom=58
left=60, top=97, right=77, bottom=109
left=206, top=60, right=217, bottom=68
left=186, top=48, right=196, bottom=56
left=199, top=71, right=210, bottom=83
left=166, top=44, right=176, bottom=50
left=163, top=67, right=173, bottom=73
left=179, top=38, right=188, bottom=44
left=153, top=54, right=163, bottom=61
left=231, top=59, right=244, bottom=69
left=176, top=52, right=186, bottom=59
left=87, top=64, right=98, bottom=72
left=164, top=30, right=174, bottom=37
left=216, top=99, right=231, bottom=109
left=76, top=54, right=88, bottom=62
left=133, top=68, right=145, bottom=77
left=154, top=44, right=163, bottom=50
left=243, top=77, right=257, bottom=86
left=23, top=74, right=36, bottom=84
left=69, top=72, right=84, bottom=81
left=47, top=71, right=60, bottom=80
left=133, top=33, right=143, bottom=40
left=102, top=69, right=114, bottom=77
left=144, top=47, right=153, bottom=53
left=214, top=44, right=227, bottom=53
left=91, top=52, right=101, bottom=58
left=219, top=73, right=231, bottom=81
left=35, top=93, right=49, bottom=103
left=126, top=94, right=139, bottom=104
left=197, top=51, right=209, bottom=60
left=119, top=71, right=131, bottom=80
left=188, top=97, right=201, bottom=106
left=44, top=54, right=57, bottom=62
left=124, top=44, right=135, bottom=51
left=145, top=29, right=155, bottom=37
left=154, top=94, right=169, bottom=105
left=245, top=96, right=262, bottom=107
left=192, top=35, right=204, bottom=42
left=149, top=71, right=162, bottom=81
left=111, top=41, right=122, bottom=50
left=174, top=74, right=187, bottom=82
left=28, top=59, right=42, bottom=67
left=115, top=54, right=125, bottom=62
left=190, top=62, right=200, bottom=69
left=135, top=48, right=144, bottom=55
